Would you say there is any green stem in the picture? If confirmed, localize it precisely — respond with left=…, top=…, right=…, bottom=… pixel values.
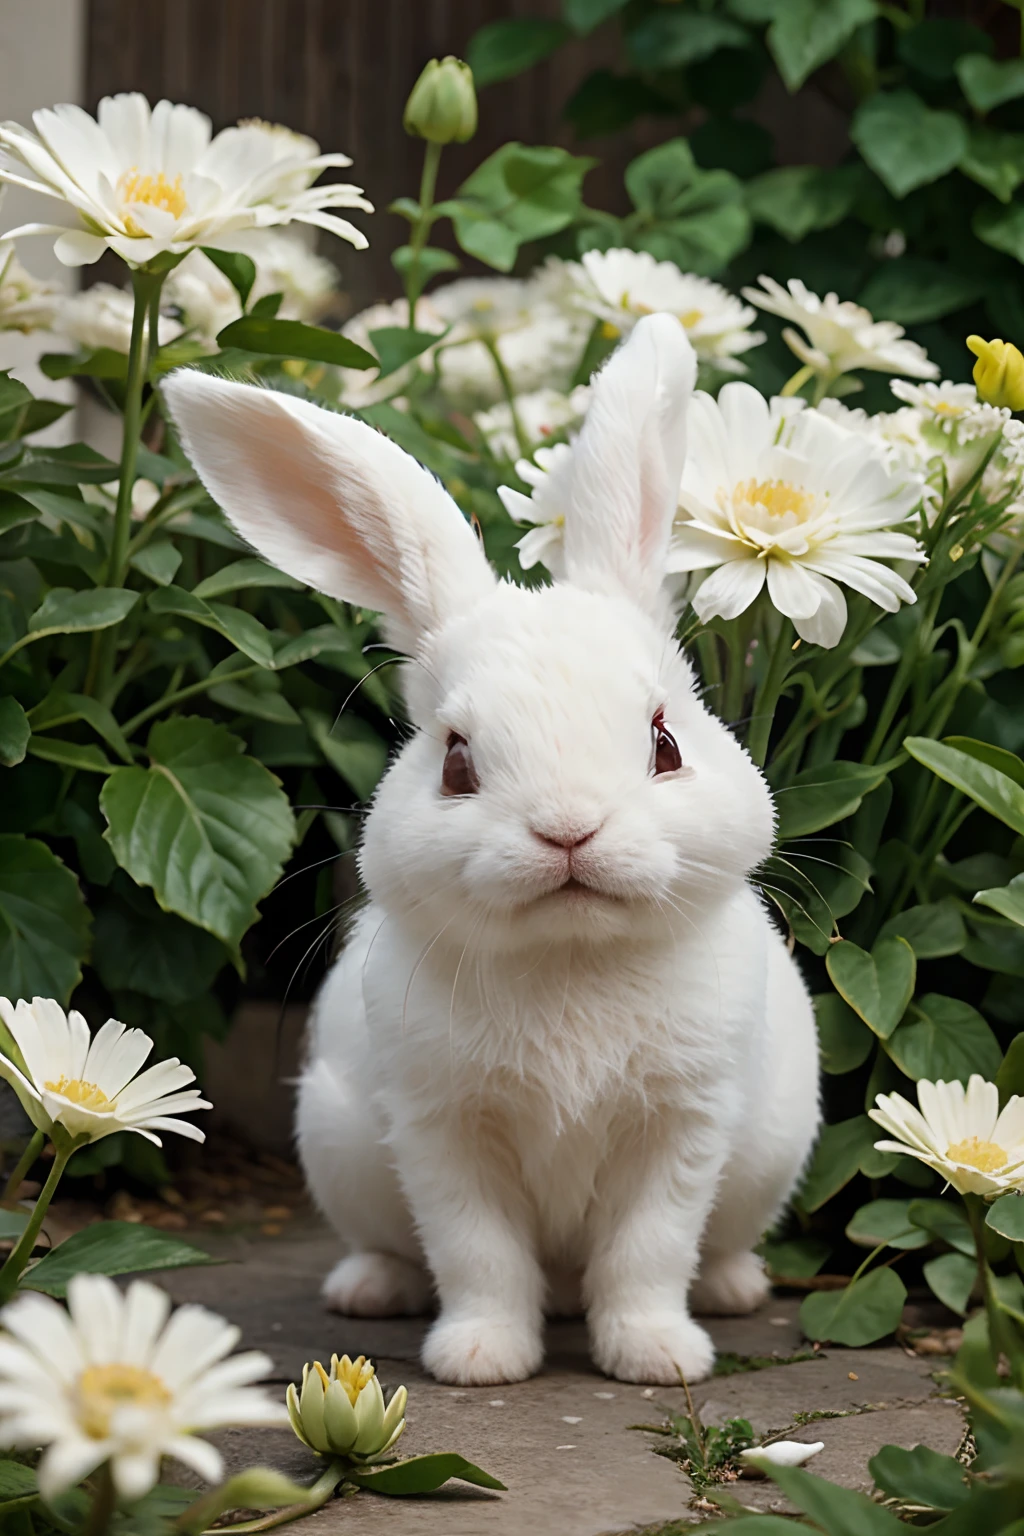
left=2, top=1130, right=44, bottom=1206
left=0, top=1140, right=76, bottom=1303
left=863, top=589, right=941, bottom=764
left=779, top=363, right=815, bottom=398
left=483, top=337, right=529, bottom=457
left=178, top=1462, right=344, bottom=1535
left=122, top=665, right=261, bottom=738
left=407, top=140, right=442, bottom=328
left=85, top=1465, right=117, bottom=1536
left=747, top=621, right=793, bottom=768
left=92, top=268, right=165, bottom=700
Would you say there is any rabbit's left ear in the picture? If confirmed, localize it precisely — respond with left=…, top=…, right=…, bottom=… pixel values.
left=561, top=312, right=696, bottom=608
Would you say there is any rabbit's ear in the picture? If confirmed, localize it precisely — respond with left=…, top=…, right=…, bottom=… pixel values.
left=161, top=371, right=496, bottom=653
left=562, top=312, right=696, bottom=608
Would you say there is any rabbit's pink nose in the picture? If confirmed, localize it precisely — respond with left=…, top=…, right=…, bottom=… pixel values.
left=532, top=823, right=601, bottom=851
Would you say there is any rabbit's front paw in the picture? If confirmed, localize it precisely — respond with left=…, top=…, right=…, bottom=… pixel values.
left=422, top=1314, right=543, bottom=1385
left=322, top=1252, right=432, bottom=1317
left=691, top=1250, right=769, bottom=1317
left=591, top=1311, right=715, bottom=1384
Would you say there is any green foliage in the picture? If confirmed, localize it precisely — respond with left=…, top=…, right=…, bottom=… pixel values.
left=800, top=1265, right=907, bottom=1346
left=20, top=1221, right=217, bottom=1297
left=346, top=1454, right=506, bottom=1495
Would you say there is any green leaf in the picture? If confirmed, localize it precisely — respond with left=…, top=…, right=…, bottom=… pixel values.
left=886, top=994, right=1002, bottom=1084
left=467, top=19, right=569, bottom=87
left=27, top=691, right=133, bottom=764
left=0, top=491, right=40, bottom=535
left=997, top=1035, right=1024, bottom=1105
left=563, top=0, right=629, bottom=34
left=768, top=0, right=878, bottom=92
left=147, top=585, right=276, bottom=668
left=192, top=558, right=305, bottom=601
left=907, top=1199, right=976, bottom=1257
left=368, top=326, right=445, bottom=380
left=851, top=91, right=968, bottom=198
left=208, top=678, right=300, bottom=725
left=869, top=1444, right=969, bottom=1511
left=815, top=990, right=873, bottom=1074
left=627, top=11, right=749, bottom=71
left=199, top=247, right=256, bottom=307
left=799, top=1115, right=878, bottom=1212
left=0, top=1459, right=36, bottom=1501
left=975, top=201, right=1024, bottom=266
left=130, top=538, right=182, bottom=587
left=100, top=717, right=295, bottom=948
left=0, top=1208, right=29, bottom=1239
left=92, top=880, right=227, bottom=1005
left=858, top=258, right=982, bottom=325
left=304, top=709, right=388, bottom=801
left=800, top=1267, right=907, bottom=1347
left=26, top=586, right=139, bottom=641
left=957, top=53, right=1024, bottom=114
left=215, top=317, right=376, bottom=369
left=745, top=165, right=860, bottom=242
left=759, top=1236, right=832, bottom=1278
left=960, top=127, right=1024, bottom=203
left=348, top=1453, right=506, bottom=1495
left=986, top=1194, right=1024, bottom=1243
left=0, top=835, right=90, bottom=1004
left=28, top=736, right=113, bottom=774
left=774, top=761, right=889, bottom=840
left=391, top=245, right=460, bottom=283
left=975, top=873, right=1024, bottom=928
left=23, top=1221, right=217, bottom=1297
left=897, top=19, right=992, bottom=81
left=39, top=346, right=128, bottom=382
left=923, top=1251, right=976, bottom=1316
left=904, top=736, right=1024, bottom=836
left=0, top=442, right=118, bottom=487
left=452, top=144, right=595, bottom=273
left=826, top=937, right=915, bottom=1039
left=0, top=697, right=30, bottom=767
left=847, top=1199, right=930, bottom=1251
left=876, top=900, right=966, bottom=958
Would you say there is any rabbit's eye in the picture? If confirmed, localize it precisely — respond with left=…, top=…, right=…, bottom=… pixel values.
left=441, top=733, right=479, bottom=796
left=652, top=712, right=682, bottom=776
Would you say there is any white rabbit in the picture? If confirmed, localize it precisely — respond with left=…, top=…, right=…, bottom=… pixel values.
left=163, top=314, right=820, bottom=1387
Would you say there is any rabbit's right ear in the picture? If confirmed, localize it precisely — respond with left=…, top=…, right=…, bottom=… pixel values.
left=162, top=371, right=496, bottom=653
left=562, top=312, right=696, bottom=609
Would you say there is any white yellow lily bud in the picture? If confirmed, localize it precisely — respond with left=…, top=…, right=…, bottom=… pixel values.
left=286, top=1354, right=407, bottom=1463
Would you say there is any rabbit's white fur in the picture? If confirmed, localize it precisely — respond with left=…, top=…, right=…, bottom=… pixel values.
left=163, top=315, right=820, bottom=1386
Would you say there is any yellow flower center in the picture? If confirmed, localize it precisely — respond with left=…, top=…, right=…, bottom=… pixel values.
left=44, top=1076, right=112, bottom=1112
left=118, top=169, right=187, bottom=236
left=946, top=1136, right=1008, bottom=1173
left=77, top=1363, right=171, bottom=1439
left=678, top=308, right=703, bottom=327
left=735, top=477, right=815, bottom=523
left=601, top=321, right=621, bottom=340
left=332, top=1353, right=376, bottom=1405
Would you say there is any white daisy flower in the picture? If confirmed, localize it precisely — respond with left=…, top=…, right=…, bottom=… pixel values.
left=669, top=382, right=926, bottom=648
left=870, top=1075, right=1024, bottom=1198
left=0, top=1274, right=286, bottom=1501
left=430, top=274, right=589, bottom=405
left=60, top=282, right=182, bottom=353
left=335, top=295, right=446, bottom=409
left=572, top=248, right=764, bottom=375
left=0, top=996, right=210, bottom=1146
left=499, top=442, right=576, bottom=579
left=742, top=275, right=938, bottom=383
left=165, top=234, right=339, bottom=344
left=890, top=378, right=1009, bottom=442
left=474, top=384, right=590, bottom=460
left=0, top=242, right=59, bottom=333
left=0, top=93, right=371, bottom=269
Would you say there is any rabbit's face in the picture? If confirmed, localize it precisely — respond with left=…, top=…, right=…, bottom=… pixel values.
left=361, top=581, right=774, bottom=952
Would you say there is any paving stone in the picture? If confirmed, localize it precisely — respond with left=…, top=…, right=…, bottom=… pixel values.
left=154, top=1225, right=964, bottom=1536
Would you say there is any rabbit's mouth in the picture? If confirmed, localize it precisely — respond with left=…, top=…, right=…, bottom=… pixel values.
left=551, top=875, right=621, bottom=903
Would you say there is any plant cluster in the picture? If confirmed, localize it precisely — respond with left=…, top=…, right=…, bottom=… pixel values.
left=0, top=997, right=500, bottom=1533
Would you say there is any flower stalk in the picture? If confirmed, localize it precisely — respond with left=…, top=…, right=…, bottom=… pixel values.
left=406, top=140, right=443, bottom=329
left=0, top=1136, right=79, bottom=1303
left=2, top=1128, right=44, bottom=1206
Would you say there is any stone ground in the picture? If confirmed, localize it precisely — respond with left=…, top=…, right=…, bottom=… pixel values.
left=151, top=1221, right=965, bottom=1535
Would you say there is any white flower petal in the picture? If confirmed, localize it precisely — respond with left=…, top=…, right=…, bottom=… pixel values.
left=692, top=557, right=766, bottom=622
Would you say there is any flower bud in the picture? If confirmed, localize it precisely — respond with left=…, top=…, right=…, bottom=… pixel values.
left=286, top=1355, right=407, bottom=1463
left=403, top=57, right=477, bottom=145
left=967, top=335, right=1024, bottom=411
